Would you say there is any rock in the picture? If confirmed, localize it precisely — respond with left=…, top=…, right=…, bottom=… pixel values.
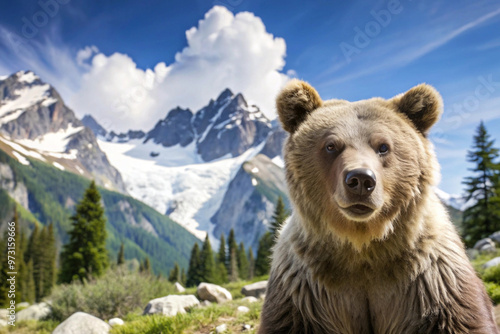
left=143, top=295, right=199, bottom=317
left=242, top=324, right=252, bottom=331
left=197, top=283, right=232, bottom=303
left=0, top=319, right=7, bottom=327
left=109, top=318, right=124, bottom=327
left=201, top=300, right=211, bottom=307
left=174, top=282, right=185, bottom=293
left=241, top=281, right=268, bottom=298
left=237, top=306, right=250, bottom=313
left=52, top=312, right=111, bottom=334
left=484, top=257, right=500, bottom=269
left=260, top=294, right=266, bottom=300
left=241, top=296, right=258, bottom=303
left=466, top=248, right=479, bottom=260
left=216, top=324, right=228, bottom=333
left=16, top=302, right=51, bottom=321
left=17, top=302, right=30, bottom=309
left=0, top=309, right=8, bottom=320
left=490, top=231, right=500, bottom=243
left=474, top=238, right=496, bottom=252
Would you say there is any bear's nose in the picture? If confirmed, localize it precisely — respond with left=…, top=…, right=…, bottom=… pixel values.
left=344, top=168, right=376, bottom=196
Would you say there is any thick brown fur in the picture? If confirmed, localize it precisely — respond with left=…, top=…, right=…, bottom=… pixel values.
left=259, top=81, right=498, bottom=333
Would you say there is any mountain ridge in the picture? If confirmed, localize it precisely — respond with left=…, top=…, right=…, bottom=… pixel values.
left=0, top=71, right=126, bottom=192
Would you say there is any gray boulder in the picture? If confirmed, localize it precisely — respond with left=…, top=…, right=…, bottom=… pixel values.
left=108, top=318, right=124, bottom=327
left=241, top=281, right=268, bottom=298
left=484, top=257, right=500, bottom=269
left=490, top=231, right=500, bottom=243
left=16, top=302, right=51, bottom=321
left=241, top=296, right=258, bottom=303
left=216, top=324, right=228, bottom=333
left=473, top=238, right=496, bottom=252
left=197, top=283, right=232, bottom=303
left=143, top=295, right=199, bottom=317
left=237, top=306, right=250, bottom=313
left=52, top=312, right=110, bottom=334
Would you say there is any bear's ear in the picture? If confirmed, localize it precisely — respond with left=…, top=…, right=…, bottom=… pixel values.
left=391, top=84, right=443, bottom=135
left=276, top=79, right=323, bottom=133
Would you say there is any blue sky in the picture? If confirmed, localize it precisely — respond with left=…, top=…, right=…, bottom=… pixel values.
left=0, top=0, right=499, bottom=195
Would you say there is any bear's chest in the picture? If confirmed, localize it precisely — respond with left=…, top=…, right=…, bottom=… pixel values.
left=300, top=278, right=424, bottom=334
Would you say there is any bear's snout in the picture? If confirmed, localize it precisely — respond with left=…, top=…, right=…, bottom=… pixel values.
left=344, top=168, right=376, bottom=196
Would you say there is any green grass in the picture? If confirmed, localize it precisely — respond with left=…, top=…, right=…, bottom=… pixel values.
left=110, top=299, right=263, bottom=334
left=0, top=320, right=59, bottom=334
left=0, top=275, right=268, bottom=334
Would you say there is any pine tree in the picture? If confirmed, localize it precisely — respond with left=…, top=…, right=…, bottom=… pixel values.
left=218, top=234, right=226, bottom=267
left=215, top=234, right=228, bottom=284
left=140, top=257, right=151, bottom=275
left=237, top=242, right=249, bottom=280
left=60, top=181, right=109, bottom=283
left=462, top=122, right=500, bottom=246
left=199, top=235, right=215, bottom=283
left=40, top=223, right=56, bottom=299
left=229, top=247, right=239, bottom=282
left=26, top=223, right=44, bottom=300
left=117, top=242, right=125, bottom=266
left=227, top=229, right=238, bottom=280
left=169, top=262, right=180, bottom=283
left=24, top=259, right=36, bottom=304
left=215, top=261, right=228, bottom=284
left=255, top=232, right=273, bottom=276
left=248, top=246, right=255, bottom=280
left=19, top=228, right=31, bottom=303
left=187, top=243, right=202, bottom=287
left=270, top=196, right=289, bottom=243
left=180, top=268, right=187, bottom=286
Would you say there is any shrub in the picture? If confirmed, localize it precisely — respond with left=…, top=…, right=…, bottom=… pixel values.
left=48, top=266, right=175, bottom=321
left=485, top=282, right=500, bottom=305
left=483, top=264, right=500, bottom=284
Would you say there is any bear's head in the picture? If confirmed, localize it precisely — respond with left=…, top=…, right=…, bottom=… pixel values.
left=277, top=79, right=443, bottom=249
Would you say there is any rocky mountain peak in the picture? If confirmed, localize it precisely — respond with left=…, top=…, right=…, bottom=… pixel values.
left=82, top=114, right=107, bottom=137
left=216, top=88, right=233, bottom=103
left=141, top=88, right=271, bottom=162
left=0, top=71, right=126, bottom=192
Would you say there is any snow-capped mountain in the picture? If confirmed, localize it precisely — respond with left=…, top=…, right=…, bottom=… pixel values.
left=434, top=188, right=468, bottom=211
left=143, top=88, right=272, bottom=162
left=0, top=71, right=126, bottom=192
left=90, top=89, right=285, bottom=248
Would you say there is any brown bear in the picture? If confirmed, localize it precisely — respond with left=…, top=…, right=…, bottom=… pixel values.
left=259, top=80, right=499, bottom=334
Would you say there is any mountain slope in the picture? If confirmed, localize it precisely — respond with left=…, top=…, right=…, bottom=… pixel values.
left=0, top=71, right=125, bottom=192
left=0, top=146, right=198, bottom=274
left=211, top=154, right=289, bottom=248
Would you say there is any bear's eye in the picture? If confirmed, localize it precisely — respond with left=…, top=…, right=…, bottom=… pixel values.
left=378, top=144, right=389, bottom=154
left=326, top=143, right=336, bottom=153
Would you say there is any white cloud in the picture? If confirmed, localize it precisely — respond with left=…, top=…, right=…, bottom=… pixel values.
left=71, top=52, right=165, bottom=131
left=76, top=45, right=99, bottom=69
left=73, top=6, right=290, bottom=132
